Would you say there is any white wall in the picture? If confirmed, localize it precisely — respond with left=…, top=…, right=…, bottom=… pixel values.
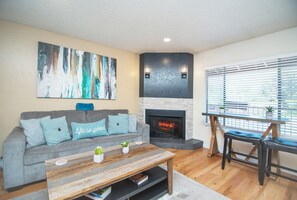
left=193, top=26, right=297, bottom=167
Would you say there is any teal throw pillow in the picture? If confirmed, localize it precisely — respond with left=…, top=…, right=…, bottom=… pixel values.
left=108, top=115, right=129, bottom=135
left=20, top=116, right=50, bottom=148
left=71, top=119, right=108, bottom=140
left=118, top=114, right=137, bottom=132
left=41, top=116, right=71, bottom=146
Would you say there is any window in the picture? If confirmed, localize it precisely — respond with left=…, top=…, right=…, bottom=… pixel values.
left=205, top=54, right=297, bottom=137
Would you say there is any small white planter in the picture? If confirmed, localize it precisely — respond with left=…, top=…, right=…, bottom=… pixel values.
left=266, top=111, right=273, bottom=119
left=122, top=146, right=129, bottom=154
left=93, top=154, right=104, bottom=163
left=219, top=109, right=225, bottom=114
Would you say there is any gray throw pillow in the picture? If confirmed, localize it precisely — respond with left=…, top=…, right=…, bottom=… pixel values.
left=20, top=116, right=50, bottom=148
left=119, top=114, right=137, bottom=132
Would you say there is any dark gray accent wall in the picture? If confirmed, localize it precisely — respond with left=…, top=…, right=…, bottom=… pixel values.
left=140, top=53, right=193, bottom=98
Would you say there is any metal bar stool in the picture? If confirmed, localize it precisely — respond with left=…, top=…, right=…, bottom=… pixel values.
left=222, top=130, right=264, bottom=185
left=262, top=137, right=297, bottom=183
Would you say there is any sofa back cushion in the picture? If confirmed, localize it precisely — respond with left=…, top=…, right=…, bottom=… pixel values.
left=20, top=110, right=87, bottom=135
left=86, top=109, right=128, bottom=126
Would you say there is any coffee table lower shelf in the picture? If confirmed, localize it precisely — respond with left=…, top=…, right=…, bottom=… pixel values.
left=77, top=166, right=168, bottom=200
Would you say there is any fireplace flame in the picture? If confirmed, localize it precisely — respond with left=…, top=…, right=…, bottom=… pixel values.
left=158, top=121, right=175, bottom=131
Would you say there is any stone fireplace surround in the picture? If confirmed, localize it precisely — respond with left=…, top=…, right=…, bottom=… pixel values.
left=138, top=97, right=193, bottom=140
left=139, top=97, right=203, bottom=149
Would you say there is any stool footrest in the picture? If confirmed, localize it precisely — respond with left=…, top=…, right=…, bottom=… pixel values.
left=229, top=157, right=258, bottom=167
left=270, top=163, right=297, bottom=174
left=230, top=151, right=258, bottom=160
left=269, top=171, right=297, bottom=182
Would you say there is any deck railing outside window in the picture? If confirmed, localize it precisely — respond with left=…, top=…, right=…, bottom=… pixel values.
left=207, top=104, right=297, bottom=137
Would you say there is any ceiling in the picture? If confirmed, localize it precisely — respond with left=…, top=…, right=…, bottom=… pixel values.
left=1, top=0, right=297, bottom=54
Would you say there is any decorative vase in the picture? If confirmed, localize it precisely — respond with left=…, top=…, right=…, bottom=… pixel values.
left=122, top=146, right=129, bottom=154
left=93, top=154, right=104, bottom=163
left=266, top=111, right=273, bottom=119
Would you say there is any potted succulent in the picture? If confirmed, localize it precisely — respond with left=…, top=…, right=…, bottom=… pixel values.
left=265, top=106, right=274, bottom=119
left=219, top=106, right=225, bottom=114
left=121, top=141, right=129, bottom=154
left=94, top=146, right=104, bottom=163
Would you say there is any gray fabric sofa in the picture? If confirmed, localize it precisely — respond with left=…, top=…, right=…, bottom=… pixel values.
left=2, top=109, right=150, bottom=190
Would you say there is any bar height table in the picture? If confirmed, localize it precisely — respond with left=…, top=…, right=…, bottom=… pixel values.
left=201, top=112, right=288, bottom=160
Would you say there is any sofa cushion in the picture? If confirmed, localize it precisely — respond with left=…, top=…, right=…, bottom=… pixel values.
left=20, top=116, right=50, bottom=148
left=24, top=133, right=141, bottom=166
left=108, top=115, right=129, bottom=135
left=24, top=162, right=46, bottom=185
left=71, top=119, right=109, bottom=140
left=24, top=139, right=95, bottom=165
left=41, top=116, right=71, bottom=146
left=91, top=133, right=141, bottom=146
left=20, top=110, right=87, bottom=135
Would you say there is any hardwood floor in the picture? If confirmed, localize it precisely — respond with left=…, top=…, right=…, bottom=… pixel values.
left=0, top=148, right=296, bottom=199
left=167, top=148, right=297, bottom=200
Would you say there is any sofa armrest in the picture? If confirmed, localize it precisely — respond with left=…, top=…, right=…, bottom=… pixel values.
left=3, top=127, right=26, bottom=189
left=137, top=122, right=150, bottom=144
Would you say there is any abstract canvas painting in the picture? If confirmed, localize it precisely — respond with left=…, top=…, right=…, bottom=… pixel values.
left=37, top=42, right=117, bottom=99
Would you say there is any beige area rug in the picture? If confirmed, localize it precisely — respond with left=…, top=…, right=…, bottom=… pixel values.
left=13, top=166, right=229, bottom=200
left=159, top=165, right=230, bottom=200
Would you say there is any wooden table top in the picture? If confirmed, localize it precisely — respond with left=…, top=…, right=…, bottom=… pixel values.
left=45, top=143, right=175, bottom=200
left=202, top=112, right=288, bottom=124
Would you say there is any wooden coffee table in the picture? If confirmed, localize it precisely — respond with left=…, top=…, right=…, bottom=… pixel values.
left=45, top=143, right=175, bottom=200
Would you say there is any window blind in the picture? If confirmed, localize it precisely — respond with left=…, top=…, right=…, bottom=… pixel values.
left=205, top=54, right=297, bottom=137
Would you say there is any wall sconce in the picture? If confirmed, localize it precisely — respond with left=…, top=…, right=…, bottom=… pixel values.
left=181, top=67, right=187, bottom=79
left=145, top=67, right=150, bottom=79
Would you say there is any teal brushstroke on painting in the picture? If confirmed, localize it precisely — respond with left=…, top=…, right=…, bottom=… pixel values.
left=82, top=52, right=91, bottom=98
left=94, top=77, right=100, bottom=98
